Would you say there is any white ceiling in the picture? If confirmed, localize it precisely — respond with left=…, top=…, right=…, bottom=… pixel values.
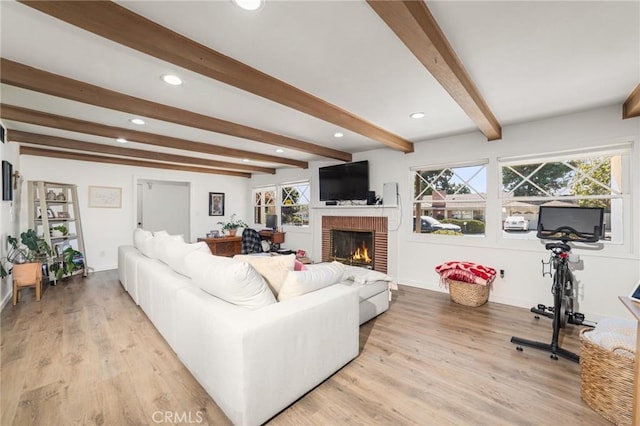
left=0, top=0, right=638, bottom=173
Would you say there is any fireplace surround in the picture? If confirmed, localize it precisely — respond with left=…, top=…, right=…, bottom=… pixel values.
left=322, top=216, right=388, bottom=273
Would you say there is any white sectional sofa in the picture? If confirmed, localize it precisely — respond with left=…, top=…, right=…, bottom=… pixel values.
left=118, top=230, right=367, bottom=425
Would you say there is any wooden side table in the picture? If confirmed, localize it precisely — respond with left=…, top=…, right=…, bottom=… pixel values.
left=197, top=236, right=242, bottom=257
left=619, top=296, right=640, bottom=426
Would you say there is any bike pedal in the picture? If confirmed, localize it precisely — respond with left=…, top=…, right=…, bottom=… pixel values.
left=573, top=312, right=585, bottom=322
left=537, top=304, right=547, bottom=311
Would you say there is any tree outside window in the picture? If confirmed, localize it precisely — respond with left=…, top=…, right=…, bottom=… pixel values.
left=281, top=182, right=309, bottom=226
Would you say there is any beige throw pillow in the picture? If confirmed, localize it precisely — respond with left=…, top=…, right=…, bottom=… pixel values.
left=278, top=261, right=345, bottom=301
left=233, top=254, right=295, bottom=297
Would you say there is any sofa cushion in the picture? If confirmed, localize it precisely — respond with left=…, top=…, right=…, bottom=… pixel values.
left=165, top=241, right=211, bottom=277
left=278, top=261, right=345, bottom=301
left=185, top=251, right=276, bottom=309
left=133, top=228, right=153, bottom=251
left=233, top=254, right=295, bottom=296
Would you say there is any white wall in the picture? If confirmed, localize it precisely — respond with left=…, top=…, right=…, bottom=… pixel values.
left=18, top=156, right=250, bottom=273
left=251, top=105, right=640, bottom=319
left=0, top=140, right=20, bottom=307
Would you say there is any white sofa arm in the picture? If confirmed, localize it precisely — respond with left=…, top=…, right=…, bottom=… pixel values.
left=174, top=283, right=359, bottom=426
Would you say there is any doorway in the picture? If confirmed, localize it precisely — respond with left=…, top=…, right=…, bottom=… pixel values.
left=137, top=179, right=190, bottom=241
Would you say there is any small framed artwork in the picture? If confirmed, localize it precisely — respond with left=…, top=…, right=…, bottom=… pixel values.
left=57, top=211, right=70, bottom=218
left=54, top=243, right=65, bottom=256
left=47, top=208, right=55, bottom=219
left=209, top=192, right=225, bottom=216
left=89, top=186, right=122, bottom=208
left=2, top=160, right=12, bottom=201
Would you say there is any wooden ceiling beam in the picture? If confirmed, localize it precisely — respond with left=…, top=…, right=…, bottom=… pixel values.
left=367, top=0, right=502, bottom=141
left=8, top=130, right=275, bottom=174
left=623, top=83, right=640, bottom=119
left=20, top=146, right=252, bottom=178
left=0, top=104, right=308, bottom=168
left=20, top=1, right=414, bottom=153
left=0, top=58, right=351, bottom=162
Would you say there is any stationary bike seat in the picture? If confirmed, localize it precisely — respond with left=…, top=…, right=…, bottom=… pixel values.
left=545, top=242, right=571, bottom=252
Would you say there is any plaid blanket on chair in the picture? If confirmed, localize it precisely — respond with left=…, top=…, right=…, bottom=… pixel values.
left=241, top=228, right=263, bottom=254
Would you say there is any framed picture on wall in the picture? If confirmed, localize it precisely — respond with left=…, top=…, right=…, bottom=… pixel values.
left=209, top=192, right=224, bottom=216
left=88, top=186, right=122, bottom=208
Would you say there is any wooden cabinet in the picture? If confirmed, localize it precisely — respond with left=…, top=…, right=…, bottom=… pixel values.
left=198, top=236, right=242, bottom=257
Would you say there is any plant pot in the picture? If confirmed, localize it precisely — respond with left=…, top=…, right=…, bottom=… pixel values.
left=228, top=229, right=237, bottom=237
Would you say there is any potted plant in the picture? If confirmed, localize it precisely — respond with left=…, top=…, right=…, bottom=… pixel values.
left=1, top=229, right=52, bottom=279
left=50, top=225, right=68, bottom=238
left=217, top=214, right=248, bottom=237
left=55, top=247, right=84, bottom=280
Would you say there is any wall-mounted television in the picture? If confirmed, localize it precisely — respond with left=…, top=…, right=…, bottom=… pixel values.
left=319, top=160, right=369, bottom=201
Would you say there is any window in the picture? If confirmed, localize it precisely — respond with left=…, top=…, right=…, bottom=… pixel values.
left=280, top=182, right=310, bottom=226
left=253, top=187, right=276, bottom=225
left=412, top=162, right=487, bottom=236
left=500, top=145, right=630, bottom=243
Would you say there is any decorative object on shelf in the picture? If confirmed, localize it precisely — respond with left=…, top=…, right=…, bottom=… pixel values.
left=209, top=192, right=225, bottom=216
left=56, top=192, right=66, bottom=201
left=206, top=230, right=220, bottom=238
left=46, top=189, right=56, bottom=200
left=57, top=211, right=70, bottom=218
left=50, top=225, right=68, bottom=238
left=47, top=208, right=55, bottom=219
left=217, top=213, right=248, bottom=237
left=88, top=185, right=122, bottom=208
left=2, top=161, right=13, bottom=201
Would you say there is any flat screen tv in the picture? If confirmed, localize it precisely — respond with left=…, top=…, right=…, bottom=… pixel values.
left=319, top=160, right=369, bottom=201
left=266, top=214, right=277, bottom=230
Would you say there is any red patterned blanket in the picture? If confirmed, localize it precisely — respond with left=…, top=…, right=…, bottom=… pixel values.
left=435, top=261, right=497, bottom=286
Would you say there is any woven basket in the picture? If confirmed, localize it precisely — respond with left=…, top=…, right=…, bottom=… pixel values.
left=580, top=328, right=634, bottom=426
left=447, top=279, right=489, bottom=307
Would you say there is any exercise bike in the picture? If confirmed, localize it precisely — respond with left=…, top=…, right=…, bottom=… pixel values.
left=510, top=206, right=604, bottom=363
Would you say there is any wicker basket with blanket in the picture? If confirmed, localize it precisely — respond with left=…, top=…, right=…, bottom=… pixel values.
left=435, top=261, right=497, bottom=307
left=580, top=318, right=636, bottom=426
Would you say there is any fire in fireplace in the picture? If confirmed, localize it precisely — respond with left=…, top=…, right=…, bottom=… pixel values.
left=330, top=229, right=374, bottom=268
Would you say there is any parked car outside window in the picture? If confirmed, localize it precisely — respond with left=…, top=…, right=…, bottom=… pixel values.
left=413, top=216, right=462, bottom=233
left=503, top=216, right=529, bottom=231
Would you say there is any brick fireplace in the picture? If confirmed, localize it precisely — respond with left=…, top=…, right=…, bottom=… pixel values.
left=322, top=216, right=388, bottom=273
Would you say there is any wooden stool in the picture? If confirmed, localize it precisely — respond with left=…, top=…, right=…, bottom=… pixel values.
left=12, top=262, right=43, bottom=305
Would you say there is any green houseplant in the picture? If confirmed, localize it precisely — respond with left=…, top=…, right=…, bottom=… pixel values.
left=1, top=229, right=52, bottom=279
left=217, top=214, right=248, bottom=236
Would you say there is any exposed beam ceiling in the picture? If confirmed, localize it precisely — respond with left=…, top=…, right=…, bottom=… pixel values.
left=19, top=146, right=252, bottom=178
left=0, top=58, right=352, bottom=162
left=623, top=84, right=640, bottom=119
left=8, top=130, right=276, bottom=174
left=21, top=0, right=414, bottom=153
left=0, top=104, right=308, bottom=169
left=367, top=0, right=502, bottom=141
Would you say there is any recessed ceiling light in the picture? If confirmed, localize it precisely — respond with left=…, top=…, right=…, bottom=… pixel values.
left=162, top=74, right=183, bottom=85
left=243, top=158, right=250, bottom=162
left=333, top=132, right=344, bottom=138
left=275, top=148, right=284, bottom=153
left=410, top=112, right=425, bottom=119
left=232, top=0, right=264, bottom=11
left=116, top=138, right=128, bottom=144
left=130, top=118, right=145, bottom=125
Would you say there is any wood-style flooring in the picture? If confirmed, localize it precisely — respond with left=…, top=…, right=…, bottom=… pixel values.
left=1, top=270, right=611, bottom=425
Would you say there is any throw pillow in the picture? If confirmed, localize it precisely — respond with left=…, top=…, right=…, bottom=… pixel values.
left=185, top=251, right=276, bottom=310
left=133, top=228, right=153, bottom=251
left=233, top=254, right=295, bottom=297
left=278, top=261, right=345, bottom=301
left=165, top=241, right=211, bottom=277
left=156, top=234, right=186, bottom=265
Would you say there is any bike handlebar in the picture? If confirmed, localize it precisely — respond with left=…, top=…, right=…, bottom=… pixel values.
left=536, top=225, right=600, bottom=243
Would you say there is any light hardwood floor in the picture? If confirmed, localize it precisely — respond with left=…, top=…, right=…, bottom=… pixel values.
left=1, top=270, right=610, bottom=425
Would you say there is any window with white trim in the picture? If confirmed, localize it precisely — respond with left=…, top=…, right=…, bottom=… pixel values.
left=280, top=182, right=310, bottom=227
left=499, top=145, right=631, bottom=243
left=253, top=187, right=276, bottom=225
left=412, top=162, right=487, bottom=236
